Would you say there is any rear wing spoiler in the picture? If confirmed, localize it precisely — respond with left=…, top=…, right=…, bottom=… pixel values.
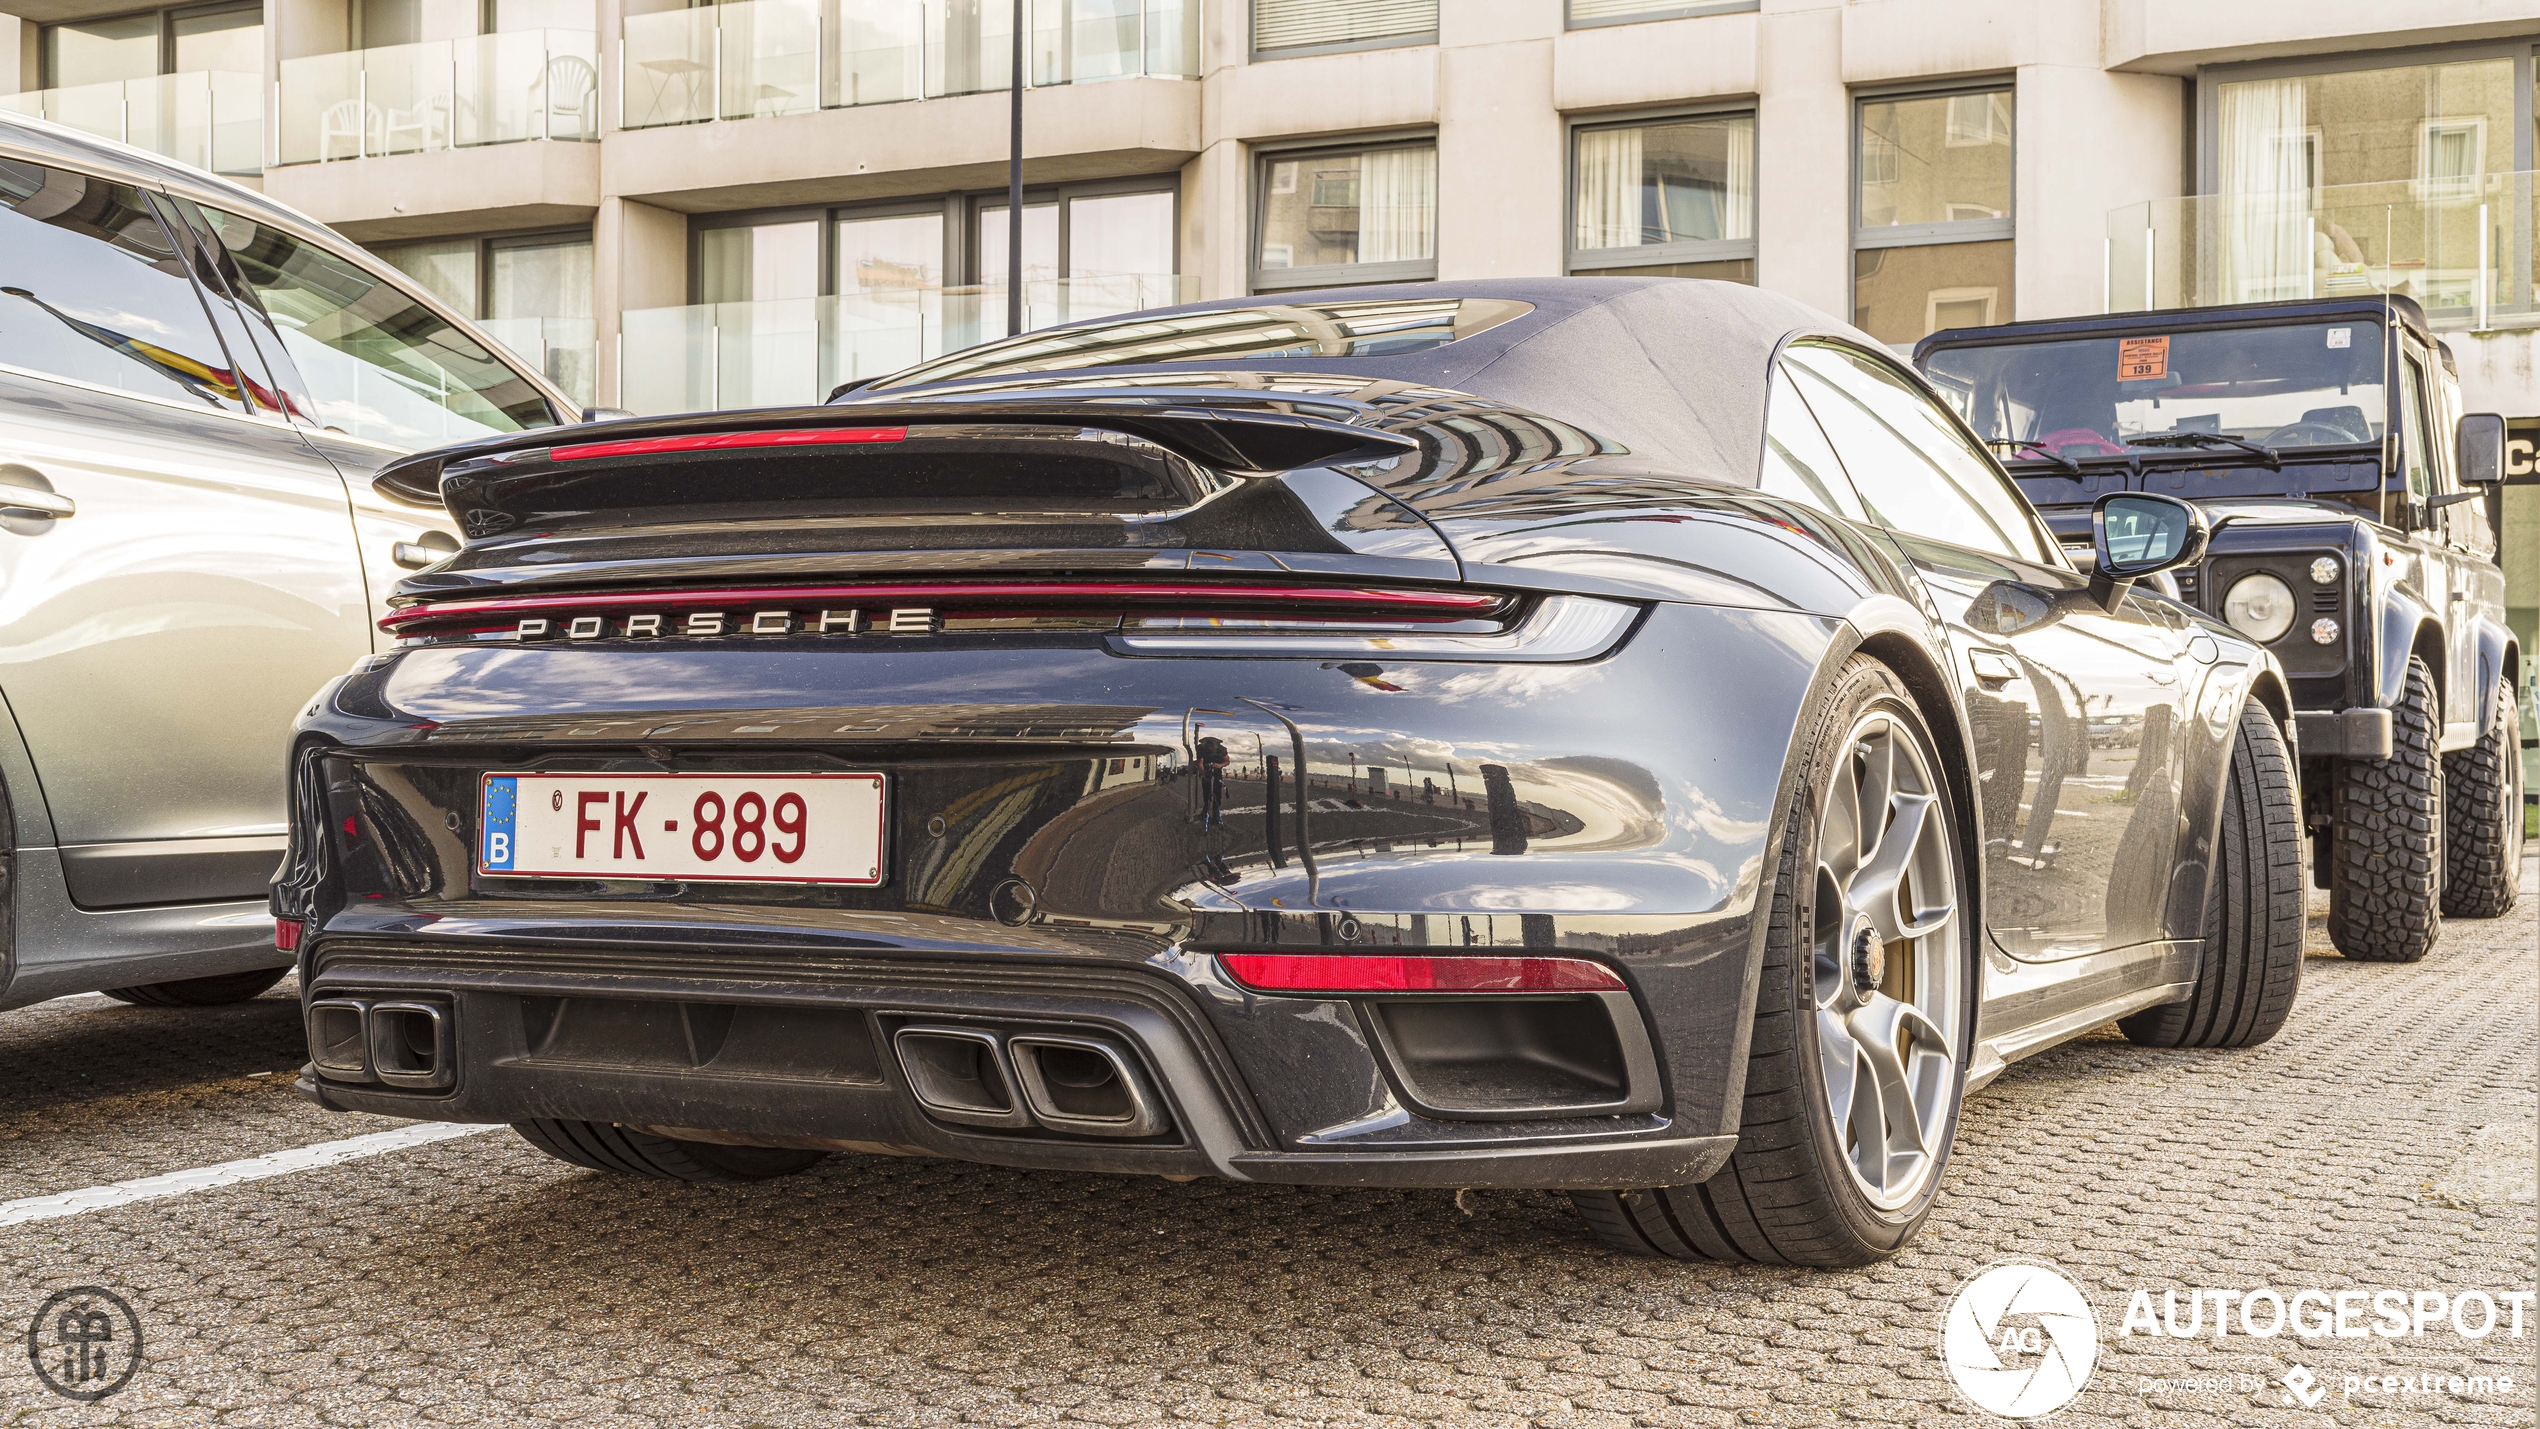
left=371, top=401, right=1421, bottom=513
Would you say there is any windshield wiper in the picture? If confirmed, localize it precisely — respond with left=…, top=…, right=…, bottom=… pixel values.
left=2125, top=431, right=2281, bottom=470
left=1982, top=437, right=2082, bottom=474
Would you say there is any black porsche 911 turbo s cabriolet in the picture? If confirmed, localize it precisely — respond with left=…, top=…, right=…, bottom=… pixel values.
left=276, top=279, right=2305, bottom=1266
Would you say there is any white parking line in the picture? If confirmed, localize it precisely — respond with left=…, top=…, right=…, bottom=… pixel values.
left=0, top=1122, right=500, bottom=1228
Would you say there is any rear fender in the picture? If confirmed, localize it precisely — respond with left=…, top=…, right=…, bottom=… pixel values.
left=2470, top=618, right=2518, bottom=735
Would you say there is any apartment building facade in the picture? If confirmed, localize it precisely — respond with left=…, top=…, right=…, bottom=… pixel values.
left=4, top=0, right=2533, bottom=405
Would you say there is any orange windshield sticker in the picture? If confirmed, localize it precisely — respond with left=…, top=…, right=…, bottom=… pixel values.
left=2118, top=336, right=2170, bottom=382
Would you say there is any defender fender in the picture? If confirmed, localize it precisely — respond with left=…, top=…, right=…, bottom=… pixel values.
left=2469, top=617, right=2519, bottom=736
left=2373, top=588, right=2437, bottom=711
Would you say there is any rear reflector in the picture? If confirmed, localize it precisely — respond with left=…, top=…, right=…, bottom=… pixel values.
left=1217, top=953, right=1625, bottom=994
left=548, top=427, right=908, bottom=462
left=275, top=918, right=304, bottom=953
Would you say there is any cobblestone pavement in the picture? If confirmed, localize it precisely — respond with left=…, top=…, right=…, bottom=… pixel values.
left=0, top=868, right=2529, bottom=1428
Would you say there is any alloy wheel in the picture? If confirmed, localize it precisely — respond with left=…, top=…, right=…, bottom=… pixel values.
left=1809, top=708, right=1964, bottom=1211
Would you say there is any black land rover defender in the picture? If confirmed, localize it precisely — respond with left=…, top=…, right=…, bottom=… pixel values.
left=1916, top=295, right=2520, bottom=964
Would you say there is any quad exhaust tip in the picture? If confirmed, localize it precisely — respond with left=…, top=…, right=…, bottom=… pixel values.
left=307, top=997, right=455, bottom=1092
left=893, top=1025, right=1166, bottom=1139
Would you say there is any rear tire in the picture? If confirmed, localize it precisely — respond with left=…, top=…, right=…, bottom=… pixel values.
left=2120, top=701, right=2302, bottom=1049
left=100, top=967, right=288, bottom=1007
left=2327, top=656, right=2443, bottom=962
left=2439, top=674, right=2523, bottom=919
left=1572, top=655, right=1969, bottom=1267
left=511, top=1120, right=829, bottom=1183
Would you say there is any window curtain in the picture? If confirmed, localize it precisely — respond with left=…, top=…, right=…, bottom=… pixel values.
left=1359, top=146, right=1436, bottom=264
left=1722, top=116, right=1754, bottom=241
left=1574, top=127, right=1643, bottom=251
left=2219, top=78, right=2311, bottom=302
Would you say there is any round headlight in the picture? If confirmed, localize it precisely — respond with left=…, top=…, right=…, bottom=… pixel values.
left=2311, top=618, right=2341, bottom=646
left=2309, top=556, right=2340, bottom=585
left=2223, top=573, right=2298, bottom=643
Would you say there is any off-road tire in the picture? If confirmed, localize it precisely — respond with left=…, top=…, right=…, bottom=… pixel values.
left=1570, top=655, right=1968, bottom=1267
left=101, top=967, right=289, bottom=1007
left=512, top=1120, right=829, bottom=1182
left=2328, top=656, right=2443, bottom=962
left=2439, top=674, right=2523, bottom=919
left=2120, top=702, right=2302, bottom=1048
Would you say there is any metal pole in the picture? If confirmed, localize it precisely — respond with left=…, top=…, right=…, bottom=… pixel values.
left=2478, top=202, right=2492, bottom=330
left=1007, top=0, right=1023, bottom=337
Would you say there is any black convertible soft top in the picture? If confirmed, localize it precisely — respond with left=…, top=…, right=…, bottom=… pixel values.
left=852, top=277, right=1858, bottom=489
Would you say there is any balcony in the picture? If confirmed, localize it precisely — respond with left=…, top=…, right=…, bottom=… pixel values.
left=617, top=274, right=1191, bottom=413
left=619, top=0, right=1197, bottom=130
left=276, top=29, right=600, bottom=165
left=0, top=71, right=261, bottom=176
left=2108, top=171, right=2540, bottom=331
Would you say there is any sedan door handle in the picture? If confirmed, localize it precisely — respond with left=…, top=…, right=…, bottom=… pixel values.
left=0, top=486, right=72, bottom=520
left=392, top=531, right=461, bottom=569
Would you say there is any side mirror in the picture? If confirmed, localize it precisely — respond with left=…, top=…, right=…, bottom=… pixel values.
left=2456, top=411, right=2506, bottom=487
left=581, top=406, right=636, bottom=424
left=2089, top=492, right=2209, bottom=612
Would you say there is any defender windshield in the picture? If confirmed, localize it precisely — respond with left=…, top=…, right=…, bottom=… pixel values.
left=1923, top=321, right=2387, bottom=460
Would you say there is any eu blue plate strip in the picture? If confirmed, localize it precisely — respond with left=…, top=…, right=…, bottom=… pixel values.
left=481, top=776, right=517, bottom=870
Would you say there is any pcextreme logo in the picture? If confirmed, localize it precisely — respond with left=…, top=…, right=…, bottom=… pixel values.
left=1940, top=1262, right=2101, bottom=1419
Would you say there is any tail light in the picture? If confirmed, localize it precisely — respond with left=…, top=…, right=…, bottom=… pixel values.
left=379, top=580, right=1513, bottom=640
left=1217, top=953, right=1625, bottom=994
left=275, top=918, right=305, bottom=953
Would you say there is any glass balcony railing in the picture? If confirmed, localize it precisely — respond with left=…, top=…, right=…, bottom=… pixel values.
left=619, top=0, right=1197, bottom=130
left=0, top=71, right=262, bottom=175
left=618, top=275, right=1192, bottom=413
left=276, top=29, right=600, bottom=165
left=2109, top=171, right=2540, bottom=331
left=480, top=315, right=597, bottom=411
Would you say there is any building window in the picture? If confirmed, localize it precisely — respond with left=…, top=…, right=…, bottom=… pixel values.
left=1254, top=140, right=1437, bottom=292
left=1567, top=0, right=1756, bottom=27
left=1568, top=111, right=1756, bottom=284
left=39, top=3, right=260, bottom=89
left=374, top=230, right=595, bottom=409
left=1252, top=0, right=1436, bottom=60
left=2203, top=51, right=2520, bottom=311
left=1853, top=84, right=2012, bottom=346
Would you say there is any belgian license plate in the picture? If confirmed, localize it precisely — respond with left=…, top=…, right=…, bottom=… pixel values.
left=478, top=773, right=886, bottom=885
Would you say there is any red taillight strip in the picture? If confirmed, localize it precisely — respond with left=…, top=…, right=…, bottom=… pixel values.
left=380, top=581, right=1505, bottom=633
left=1216, top=953, right=1625, bottom=994
left=547, top=427, right=908, bottom=462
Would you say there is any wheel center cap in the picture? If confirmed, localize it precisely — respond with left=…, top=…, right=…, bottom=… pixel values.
left=1849, top=916, right=1885, bottom=997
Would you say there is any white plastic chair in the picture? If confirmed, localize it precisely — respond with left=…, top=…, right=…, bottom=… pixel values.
left=318, top=98, right=384, bottom=160
left=542, top=55, right=598, bottom=141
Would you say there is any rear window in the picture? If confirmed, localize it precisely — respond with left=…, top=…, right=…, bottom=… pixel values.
left=863, top=297, right=1533, bottom=392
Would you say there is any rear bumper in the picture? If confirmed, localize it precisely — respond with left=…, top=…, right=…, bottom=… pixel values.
left=2295, top=708, right=2394, bottom=760
left=297, top=939, right=1734, bottom=1191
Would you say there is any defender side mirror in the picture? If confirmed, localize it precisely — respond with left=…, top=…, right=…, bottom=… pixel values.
left=2089, top=492, right=2209, bottom=613
left=581, top=406, right=637, bottom=424
left=2456, top=412, right=2507, bottom=487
